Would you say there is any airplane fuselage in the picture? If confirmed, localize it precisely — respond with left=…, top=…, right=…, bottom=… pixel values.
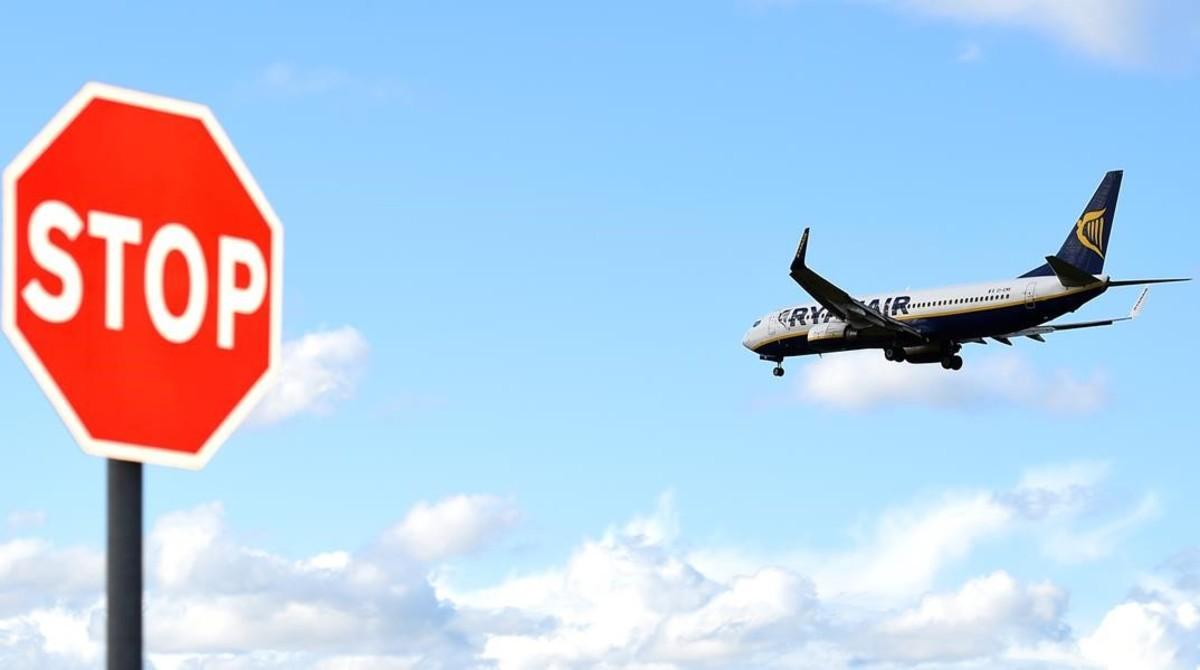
left=742, top=275, right=1108, bottom=359
left=746, top=171, right=1188, bottom=374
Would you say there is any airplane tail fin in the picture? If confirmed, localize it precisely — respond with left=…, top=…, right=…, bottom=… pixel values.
left=1021, top=170, right=1122, bottom=278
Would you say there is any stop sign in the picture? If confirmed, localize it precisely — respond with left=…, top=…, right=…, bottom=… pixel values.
left=2, top=83, right=282, bottom=469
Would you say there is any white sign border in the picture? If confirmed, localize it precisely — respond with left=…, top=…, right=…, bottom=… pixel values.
left=2, top=82, right=283, bottom=470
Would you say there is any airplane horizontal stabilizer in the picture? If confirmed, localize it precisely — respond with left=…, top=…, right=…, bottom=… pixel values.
left=992, top=288, right=1149, bottom=342
left=1107, top=277, right=1191, bottom=287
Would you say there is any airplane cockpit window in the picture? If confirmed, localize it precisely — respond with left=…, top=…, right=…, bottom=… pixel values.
left=752, top=320, right=761, bottom=327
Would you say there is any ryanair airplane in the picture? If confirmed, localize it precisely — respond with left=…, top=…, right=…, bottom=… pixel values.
left=743, top=171, right=1190, bottom=375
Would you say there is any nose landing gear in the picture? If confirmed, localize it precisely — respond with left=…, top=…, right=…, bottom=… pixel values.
left=760, top=355, right=785, bottom=378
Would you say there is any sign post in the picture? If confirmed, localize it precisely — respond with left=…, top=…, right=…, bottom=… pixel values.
left=2, top=83, right=283, bottom=667
left=107, top=460, right=142, bottom=669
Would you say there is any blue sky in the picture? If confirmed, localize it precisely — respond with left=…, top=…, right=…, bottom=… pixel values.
left=1, top=2, right=1199, bottom=668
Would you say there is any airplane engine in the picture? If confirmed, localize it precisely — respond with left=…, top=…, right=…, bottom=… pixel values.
left=901, top=343, right=961, bottom=364
left=901, top=344, right=944, bottom=364
left=808, top=322, right=857, bottom=350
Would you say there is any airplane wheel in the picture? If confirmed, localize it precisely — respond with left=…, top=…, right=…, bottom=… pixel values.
left=940, top=356, right=954, bottom=370
left=952, top=355, right=963, bottom=370
left=884, top=347, right=905, bottom=362
left=772, top=366, right=785, bottom=377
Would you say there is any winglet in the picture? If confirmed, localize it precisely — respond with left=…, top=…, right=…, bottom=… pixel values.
left=791, top=228, right=810, bottom=275
left=1130, top=287, right=1149, bottom=319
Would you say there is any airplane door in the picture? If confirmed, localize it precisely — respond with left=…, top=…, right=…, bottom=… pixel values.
left=766, top=311, right=779, bottom=338
left=1024, top=281, right=1037, bottom=309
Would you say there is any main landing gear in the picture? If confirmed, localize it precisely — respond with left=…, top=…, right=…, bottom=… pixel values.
left=941, top=354, right=963, bottom=371
left=883, top=346, right=906, bottom=362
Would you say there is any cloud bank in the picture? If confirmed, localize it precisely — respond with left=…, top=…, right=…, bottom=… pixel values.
left=0, top=467, right=1184, bottom=668
left=795, top=350, right=1107, bottom=414
left=759, top=0, right=1200, bottom=68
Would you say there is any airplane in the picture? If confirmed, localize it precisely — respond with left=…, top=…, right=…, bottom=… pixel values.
left=742, top=170, right=1190, bottom=375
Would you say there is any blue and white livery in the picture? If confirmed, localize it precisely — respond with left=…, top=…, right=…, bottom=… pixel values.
left=742, top=171, right=1189, bottom=374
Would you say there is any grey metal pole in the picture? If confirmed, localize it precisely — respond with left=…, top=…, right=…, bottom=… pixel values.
left=107, top=459, right=142, bottom=670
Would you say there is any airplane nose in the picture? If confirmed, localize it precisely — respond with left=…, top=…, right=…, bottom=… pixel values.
left=742, top=328, right=756, bottom=351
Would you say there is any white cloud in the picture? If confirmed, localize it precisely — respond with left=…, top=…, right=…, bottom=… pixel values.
left=1041, top=493, right=1160, bottom=564
left=900, top=0, right=1147, bottom=63
left=873, top=571, right=1068, bottom=662
left=0, top=605, right=101, bottom=668
left=1080, top=601, right=1188, bottom=670
left=4, top=511, right=46, bottom=532
left=0, top=538, right=102, bottom=614
left=759, top=0, right=1200, bottom=67
left=1077, top=548, right=1200, bottom=670
left=816, top=491, right=1014, bottom=599
left=0, top=537, right=102, bottom=667
left=795, top=350, right=1107, bottom=414
left=0, top=469, right=1171, bottom=668
left=958, top=41, right=983, bottom=62
left=251, top=63, right=405, bottom=101
left=447, top=484, right=1108, bottom=669
left=141, top=499, right=486, bottom=667
left=383, top=495, right=521, bottom=562
left=693, top=459, right=1143, bottom=603
left=252, top=326, right=368, bottom=425
left=453, top=509, right=812, bottom=670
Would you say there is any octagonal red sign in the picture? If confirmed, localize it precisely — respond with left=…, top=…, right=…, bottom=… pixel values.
left=2, top=83, right=283, bottom=469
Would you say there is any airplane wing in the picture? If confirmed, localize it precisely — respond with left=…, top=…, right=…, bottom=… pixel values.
left=989, top=287, right=1149, bottom=344
left=789, top=228, right=925, bottom=339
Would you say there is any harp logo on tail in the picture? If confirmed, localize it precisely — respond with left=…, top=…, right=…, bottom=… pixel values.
left=1076, top=209, right=1106, bottom=258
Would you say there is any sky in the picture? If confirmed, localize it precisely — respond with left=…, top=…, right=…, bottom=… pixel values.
left=0, top=1, right=1199, bottom=668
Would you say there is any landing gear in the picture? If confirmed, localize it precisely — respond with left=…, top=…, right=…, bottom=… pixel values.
left=883, top=346, right=906, bottom=362
left=760, top=355, right=785, bottom=378
left=940, top=355, right=963, bottom=371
